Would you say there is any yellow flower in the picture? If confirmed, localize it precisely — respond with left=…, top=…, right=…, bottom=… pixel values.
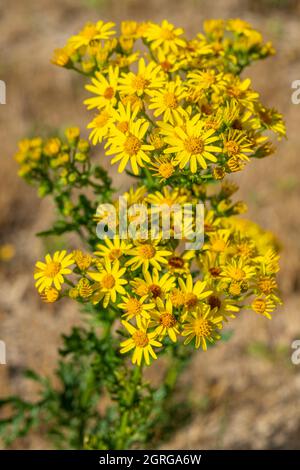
left=213, top=166, right=225, bottom=181
left=118, top=58, right=165, bottom=97
left=256, top=276, right=277, bottom=295
left=169, top=288, right=186, bottom=308
left=223, top=129, right=252, bottom=161
left=178, top=275, right=212, bottom=313
left=72, top=250, right=93, bottom=271
left=205, top=229, right=231, bottom=254
left=65, top=127, right=80, bottom=144
left=254, top=248, right=280, bottom=275
left=78, top=278, right=93, bottom=299
left=225, top=76, right=259, bottom=111
left=123, top=185, right=148, bottom=205
left=182, top=304, right=223, bottom=350
left=120, top=318, right=162, bottom=366
left=121, top=20, right=140, bottom=39
left=226, top=19, right=252, bottom=35
left=148, top=79, right=186, bottom=125
left=87, top=109, right=114, bottom=144
left=119, top=36, right=134, bottom=52
left=131, top=268, right=175, bottom=300
left=155, top=48, right=180, bottom=72
left=251, top=295, right=276, bottom=319
left=227, top=156, right=245, bottom=172
left=150, top=298, right=179, bottom=342
left=68, top=21, right=115, bottom=49
left=69, top=287, right=79, bottom=299
left=257, top=106, right=286, bottom=138
left=143, top=20, right=186, bottom=54
left=187, top=69, right=226, bottom=94
left=167, top=251, right=193, bottom=276
left=203, top=19, right=225, bottom=39
left=126, top=240, right=172, bottom=271
left=164, top=114, right=221, bottom=172
left=51, top=45, right=74, bottom=67
left=221, top=258, right=255, bottom=283
left=233, top=239, right=255, bottom=260
left=40, top=287, right=59, bottom=303
left=119, top=295, right=155, bottom=321
left=106, top=119, right=154, bottom=174
left=148, top=156, right=174, bottom=181
left=206, top=290, right=240, bottom=321
left=112, top=102, right=139, bottom=134
left=34, top=251, right=74, bottom=293
left=146, top=186, right=188, bottom=207
left=84, top=66, right=119, bottom=110
left=88, top=259, right=127, bottom=307
left=149, top=129, right=165, bottom=150
left=120, top=93, right=144, bottom=113
left=95, top=236, right=131, bottom=261
left=44, top=138, right=61, bottom=156
left=14, top=137, right=42, bottom=164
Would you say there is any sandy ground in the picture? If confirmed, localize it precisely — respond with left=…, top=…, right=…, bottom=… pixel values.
left=1, top=0, right=300, bottom=449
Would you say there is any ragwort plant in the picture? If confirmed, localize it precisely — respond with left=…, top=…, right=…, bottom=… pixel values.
left=0, top=19, right=285, bottom=449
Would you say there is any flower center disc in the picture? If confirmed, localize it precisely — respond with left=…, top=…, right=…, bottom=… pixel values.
left=185, top=293, right=198, bottom=309
left=101, top=273, right=116, bottom=289
left=109, top=248, right=122, bottom=260
left=168, top=256, right=184, bottom=268
left=132, top=74, right=149, bottom=91
left=158, top=162, right=174, bottom=178
left=149, top=284, right=162, bottom=298
left=124, top=135, right=141, bottom=156
left=161, top=28, right=175, bottom=40
left=126, top=297, right=143, bottom=316
left=132, top=330, right=149, bottom=347
left=104, top=86, right=115, bottom=100
left=231, top=268, right=245, bottom=281
left=184, top=136, right=204, bottom=154
left=225, top=140, right=240, bottom=155
left=45, top=261, right=61, bottom=278
left=252, top=298, right=266, bottom=314
left=160, top=312, right=177, bottom=328
left=138, top=244, right=156, bottom=259
left=193, top=318, right=212, bottom=337
left=163, top=92, right=178, bottom=109
left=208, top=295, right=222, bottom=310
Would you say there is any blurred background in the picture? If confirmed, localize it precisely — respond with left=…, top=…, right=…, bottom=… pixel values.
left=1, top=0, right=300, bottom=449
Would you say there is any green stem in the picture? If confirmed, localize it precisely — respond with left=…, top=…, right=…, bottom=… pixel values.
left=115, top=365, right=142, bottom=449
left=143, top=168, right=155, bottom=190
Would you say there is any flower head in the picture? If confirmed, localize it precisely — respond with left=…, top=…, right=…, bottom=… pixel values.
left=68, top=21, right=115, bottom=49
left=106, top=119, right=154, bottom=174
left=118, top=58, right=165, bottom=97
left=84, top=66, right=119, bottom=110
left=126, top=240, right=172, bottom=271
left=34, top=251, right=74, bottom=293
left=88, top=259, right=127, bottom=307
left=120, top=318, right=162, bottom=366
left=144, top=20, right=186, bottom=54
left=150, top=298, right=179, bottom=342
left=182, top=304, right=223, bottom=350
left=148, top=79, right=187, bottom=125
left=164, top=114, right=221, bottom=172
left=119, top=295, right=155, bottom=321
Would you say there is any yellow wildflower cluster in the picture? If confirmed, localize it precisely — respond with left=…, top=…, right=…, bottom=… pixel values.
left=52, top=19, right=285, bottom=179
left=28, top=19, right=284, bottom=367
left=33, top=181, right=281, bottom=365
